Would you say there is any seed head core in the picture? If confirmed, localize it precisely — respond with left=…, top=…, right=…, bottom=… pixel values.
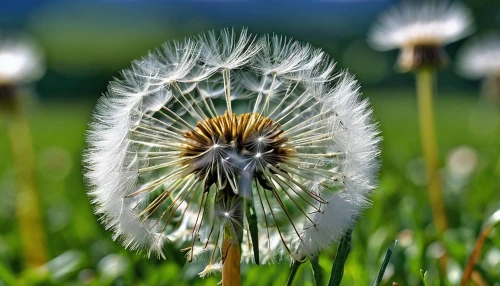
left=182, top=111, right=294, bottom=191
left=399, top=44, right=448, bottom=71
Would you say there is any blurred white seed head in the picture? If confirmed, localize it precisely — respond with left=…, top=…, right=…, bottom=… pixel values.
left=83, top=28, right=380, bottom=272
left=457, top=33, right=500, bottom=79
left=457, top=33, right=500, bottom=104
left=368, top=1, right=474, bottom=71
left=0, top=33, right=45, bottom=85
left=446, top=145, right=478, bottom=179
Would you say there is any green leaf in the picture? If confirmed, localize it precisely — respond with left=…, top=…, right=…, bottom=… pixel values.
left=246, top=202, right=260, bottom=265
left=328, top=228, right=353, bottom=286
left=420, top=269, right=428, bottom=286
left=240, top=168, right=259, bottom=264
left=311, top=255, right=323, bottom=286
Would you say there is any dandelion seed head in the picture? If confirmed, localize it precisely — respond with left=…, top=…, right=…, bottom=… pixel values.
left=369, top=1, right=473, bottom=50
left=368, top=1, right=474, bottom=71
left=0, top=34, right=44, bottom=85
left=457, top=33, right=500, bottom=104
left=457, top=33, right=500, bottom=79
left=83, top=28, right=380, bottom=269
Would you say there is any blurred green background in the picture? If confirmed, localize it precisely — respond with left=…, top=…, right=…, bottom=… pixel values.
left=1, top=0, right=500, bottom=285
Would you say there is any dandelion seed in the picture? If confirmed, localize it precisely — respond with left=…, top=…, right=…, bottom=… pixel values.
left=83, top=28, right=380, bottom=279
left=199, top=262, right=223, bottom=278
left=368, top=1, right=474, bottom=71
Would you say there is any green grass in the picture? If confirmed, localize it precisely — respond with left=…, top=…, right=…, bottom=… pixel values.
left=0, top=90, right=499, bottom=285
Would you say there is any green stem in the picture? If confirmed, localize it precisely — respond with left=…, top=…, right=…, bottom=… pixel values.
left=3, top=86, right=48, bottom=267
left=310, top=255, right=323, bottom=286
left=220, top=183, right=245, bottom=286
left=286, top=260, right=303, bottom=286
left=416, top=68, right=448, bottom=233
left=416, top=68, right=448, bottom=275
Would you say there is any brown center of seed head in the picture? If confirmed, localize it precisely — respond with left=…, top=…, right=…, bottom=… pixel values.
left=182, top=111, right=294, bottom=189
left=0, top=83, right=18, bottom=113
left=399, top=44, right=447, bottom=71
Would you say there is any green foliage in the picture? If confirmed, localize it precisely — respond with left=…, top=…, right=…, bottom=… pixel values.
left=1, top=90, right=499, bottom=285
left=420, top=269, right=429, bottom=286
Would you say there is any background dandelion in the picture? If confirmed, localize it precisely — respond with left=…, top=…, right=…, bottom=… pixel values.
left=368, top=1, right=477, bottom=281
left=0, top=33, right=47, bottom=268
left=368, top=1, right=473, bottom=71
left=457, top=33, right=500, bottom=105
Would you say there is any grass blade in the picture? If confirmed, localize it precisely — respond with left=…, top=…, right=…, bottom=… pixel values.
left=373, top=240, right=398, bottom=286
left=287, top=260, right=304, bottom=286
left=328, top=228, right=353, bottom=286
left=311, top=255, right=323, bottom=286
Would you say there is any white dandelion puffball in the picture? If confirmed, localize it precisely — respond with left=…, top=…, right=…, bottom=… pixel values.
left=457, top=33, right=500, bottom=79
left=0, top=34, right=45, bottom=85
left=83, top=29, right=381, bottom=267
left=368, top=1, right=473, bottom=71
left=369, top=1, right=473, bottom=50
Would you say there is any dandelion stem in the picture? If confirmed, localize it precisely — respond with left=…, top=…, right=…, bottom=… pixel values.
left=416, top=67, right=448, bottom=274
left=416, top=68, right=448, bottom=231
left=220, top=183, right=244, bottom=286
left=222, top=235, right=241, bottom=286
left=2, top=85, right=47, bottom=267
